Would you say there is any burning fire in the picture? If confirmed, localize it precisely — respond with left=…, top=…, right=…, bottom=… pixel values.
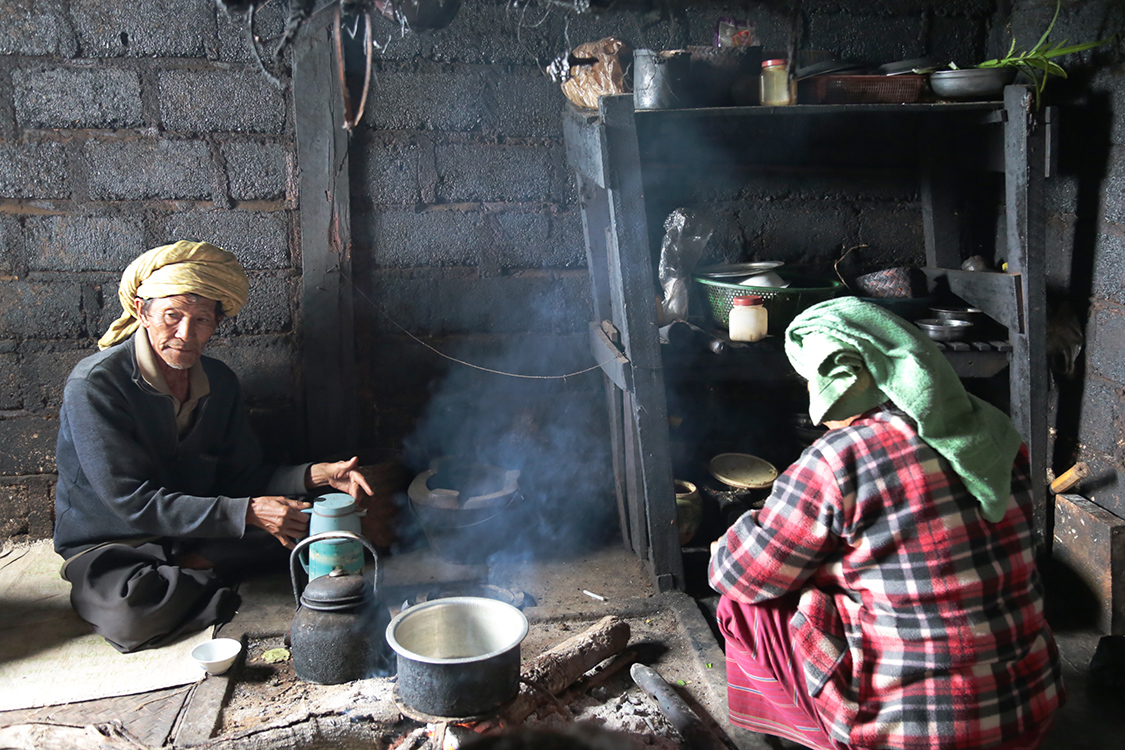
left=392, top=719, right=498, bottom=750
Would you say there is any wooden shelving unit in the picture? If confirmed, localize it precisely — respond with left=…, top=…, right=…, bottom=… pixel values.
left=564, top=90, right=1053, bottom=591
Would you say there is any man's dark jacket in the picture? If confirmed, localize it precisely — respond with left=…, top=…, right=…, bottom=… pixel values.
left=54, top=333, right=307, bottom=560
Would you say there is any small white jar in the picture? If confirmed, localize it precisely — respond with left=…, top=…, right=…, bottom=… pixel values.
left=729, top=295, right=768, bottom=342
left=760, top=59, right=794, bottom=106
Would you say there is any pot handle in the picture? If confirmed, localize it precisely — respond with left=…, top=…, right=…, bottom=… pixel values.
left=289, top=531, right=380, bottom=609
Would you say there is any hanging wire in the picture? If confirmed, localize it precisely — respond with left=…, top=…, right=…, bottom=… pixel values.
left=342, top=271, right=617, bottom=380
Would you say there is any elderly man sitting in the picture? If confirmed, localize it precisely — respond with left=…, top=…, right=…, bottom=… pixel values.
left=54, top=240, right=375, bottom=652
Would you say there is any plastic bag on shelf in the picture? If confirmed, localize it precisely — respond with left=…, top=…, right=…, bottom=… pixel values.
left=714, top=17, right=759, bottom=48
left=550, top=37, right=633, bottom=110
left=659, top=208, right=714, bottom=322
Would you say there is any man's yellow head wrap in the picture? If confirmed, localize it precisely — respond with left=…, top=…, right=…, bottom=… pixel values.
left=98, top=240, right=250, bottom=350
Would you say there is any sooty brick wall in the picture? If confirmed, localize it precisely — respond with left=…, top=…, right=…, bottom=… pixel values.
left=1013, top=0, right=1125, bottom=519
left=0, top=0, right=298, bottom=542
left=348, top=0, right=998, bottom=550
left=8, top=0, right=1121, bottom=546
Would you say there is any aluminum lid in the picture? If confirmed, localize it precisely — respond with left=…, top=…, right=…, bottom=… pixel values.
left=695, top=261, right=784, bottom=279
left=709, top=453, right=778, bottom=489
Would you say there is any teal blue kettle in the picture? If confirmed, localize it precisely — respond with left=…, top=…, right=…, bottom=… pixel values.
left=301, top=493, right=367, bottom=580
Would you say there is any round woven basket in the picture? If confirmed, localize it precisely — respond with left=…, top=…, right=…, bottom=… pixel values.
left=694, top=273, right=843, bottom=335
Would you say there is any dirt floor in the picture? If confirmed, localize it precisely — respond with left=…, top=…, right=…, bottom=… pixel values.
left=219, top=608, right=719, bottom=748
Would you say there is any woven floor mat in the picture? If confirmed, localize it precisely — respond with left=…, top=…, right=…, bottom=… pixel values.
left=0, top=685, right=193, bottom=747
left=0, top=540, right=212, bottom=711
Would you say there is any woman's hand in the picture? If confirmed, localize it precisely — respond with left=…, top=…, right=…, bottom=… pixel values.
left=246, top=496, right=312, bottom=548
left=307, top=457, right=375, bottom=498
left=710, top=539, right=721, bottom=558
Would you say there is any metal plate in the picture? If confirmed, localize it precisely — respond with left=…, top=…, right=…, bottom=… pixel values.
left=695, top=261, right=784, bottom=279
left=876, top=57, right=942, bottom=76
left=708, top=453, right=778, bottom=490
left=796, top=60, right=867, bottom=79
left=916, top=318, right=973, bottom=341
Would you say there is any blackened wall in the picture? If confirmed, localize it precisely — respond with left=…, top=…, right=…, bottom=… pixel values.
left=1014, top=0, right=1125, bottom=519
left=4, top=0, right=1123, bottom=543
left=348, top=0, right=999, bottom=546
left=0, top=0, right=300, bottom=540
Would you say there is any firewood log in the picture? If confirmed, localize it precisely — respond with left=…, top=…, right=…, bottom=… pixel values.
left=499, top=615, right=630, bottom=724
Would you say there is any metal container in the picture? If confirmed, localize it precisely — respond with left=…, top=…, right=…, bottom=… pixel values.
left=301, top=493, right=367, bottom=580
left=407, top=457, right=521, bottom=564
left=931, top=305, right=983, bottom=324
left=289, top=532, right=391, bottom=685
left=916, top=317, right=973, bottom=341
left=929, top=68, right=1016, bottom=99
left=694, top=272, right=842, bottom=335
left=633, top=49, right=691, bottom=110
left=386, top=597, right=529, bottom=718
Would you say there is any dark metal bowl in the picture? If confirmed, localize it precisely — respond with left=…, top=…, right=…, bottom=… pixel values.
left=930, top=68, right=1016, bottom=99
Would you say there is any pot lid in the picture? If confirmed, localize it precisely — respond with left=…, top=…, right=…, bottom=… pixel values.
left=313, top=493, right=357, bottom=517
left=709, top=453, right=778, bottom=489
left=301, top=570, right=369, bottom=610
left=695, top=261, right=783, bottom=279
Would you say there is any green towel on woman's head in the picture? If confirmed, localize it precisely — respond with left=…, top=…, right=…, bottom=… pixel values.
left=784, top=297, right=1024, bottom=522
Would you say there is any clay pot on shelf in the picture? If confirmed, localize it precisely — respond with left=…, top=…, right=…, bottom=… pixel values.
left=675, top=479, right=703, bottom=545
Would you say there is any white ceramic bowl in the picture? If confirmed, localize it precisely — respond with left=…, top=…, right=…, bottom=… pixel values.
left=191, top=638, right=243, bottom=675
left=739, top=271, right=789, bottom=288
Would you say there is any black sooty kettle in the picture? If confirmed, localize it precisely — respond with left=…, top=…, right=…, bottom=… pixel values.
left=288, top=531, right=392, bottom=684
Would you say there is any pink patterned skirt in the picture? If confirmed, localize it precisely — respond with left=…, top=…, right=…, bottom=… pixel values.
left=716, top=595, right=1054, bottom=750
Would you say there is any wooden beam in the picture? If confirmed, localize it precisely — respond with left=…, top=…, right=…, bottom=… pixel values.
left=589, top=321, right=632, bottom=393
left=292, top=15, right=358, bottom=459
left=1003, top=85, right=1050, bottom=551
left=601, top=94, right=684, bottom=592
left=1054, top=494, right=1125, bottom=634
left=572, top=170, right=632, bottom=550
left=920, top=268, right=1023, bottom=332
left=564, top=105, right=608, bottom=188
left=921, top=128, right=962, bottom=269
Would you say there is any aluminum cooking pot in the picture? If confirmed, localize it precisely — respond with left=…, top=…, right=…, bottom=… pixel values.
left=386, top=596, right=528, bottom=718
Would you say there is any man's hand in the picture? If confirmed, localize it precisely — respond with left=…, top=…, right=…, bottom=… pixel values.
left=307, top=457, right=375, bottom=499
left=246, top=496, right=312, bottom=548
left=710, top=539, right=721, bottom=559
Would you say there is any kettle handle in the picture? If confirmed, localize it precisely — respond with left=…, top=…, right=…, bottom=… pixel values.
left=289, top=531, right=380, bottom=609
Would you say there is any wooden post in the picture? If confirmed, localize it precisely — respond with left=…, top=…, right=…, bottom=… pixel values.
left=292, top=11, right=358, bottom=460
left=1004, top=86, right=1049, bottom=551
left=920, top=126, right=962, bottom=270
left=576, top=170, right=632, bottom=551
left=599, top=94, right=683, bottom=593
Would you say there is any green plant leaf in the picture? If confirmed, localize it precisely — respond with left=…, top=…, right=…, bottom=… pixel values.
left=1028, top=1, right=1062, bottom=56
left=968, top=0, right=1114, bottom=108
left=1042, top=38, right=1113, bottom=58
